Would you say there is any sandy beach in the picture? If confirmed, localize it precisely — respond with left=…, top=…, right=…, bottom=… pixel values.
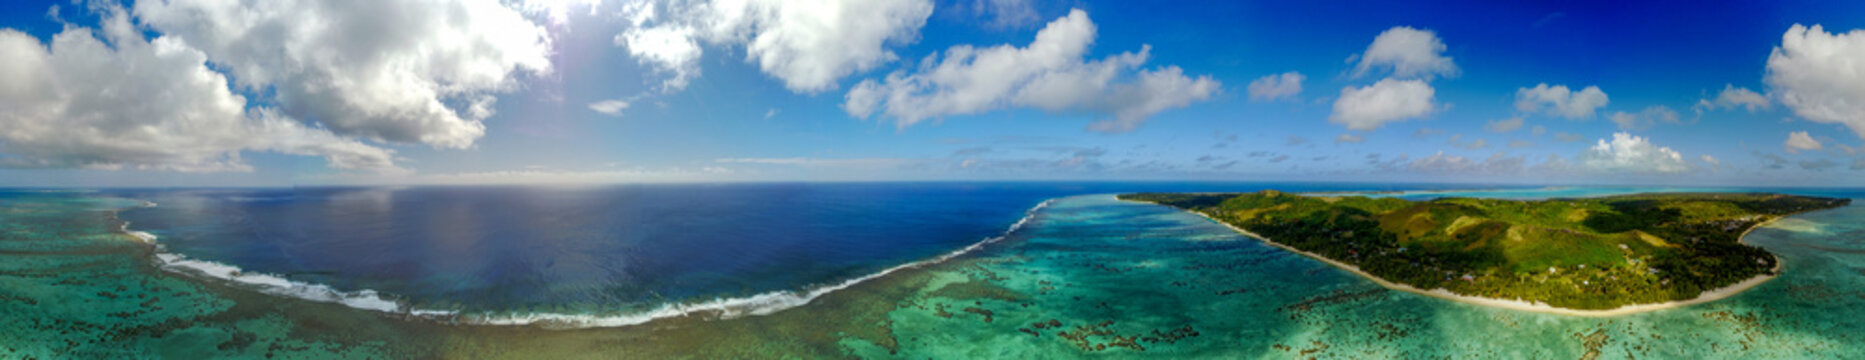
left=1169, top=205, right=1783, bottom=317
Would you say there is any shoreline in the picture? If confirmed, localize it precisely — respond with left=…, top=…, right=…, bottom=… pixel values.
left=1140, top=199, right=1786, bottom=317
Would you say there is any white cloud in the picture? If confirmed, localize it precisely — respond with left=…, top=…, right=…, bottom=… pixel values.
left=132, top=0, right=551, bottom=149
left=1485, top=117, right=1524, bottom=133
left=617, top=25, right=703, bottom=91
left=1531, top=125, right=1547, bottom=136
left=1352, top=26, right=1458, bottom=80
left=1701, top=155, right=1720, bottom=166
left=1767, top=24, right=1865, bottom=139
left=1696, top=84, right=1770, bottom=112
left=1606, top=105, right=1680, bottom=130
left=1335, top=133, right=1365, bottom=144
left=617, top=0, right=934, bottom=93
left=1576, top=132, right=1692, bottom=173
left=765, top=108, right=779, bottom=119
left=1328, top=78, right=1436, bottom=130
left=516, top=0, right=604, bottom=26
left=588, top=99, right=633, bottom=116
left=1247, top=71, right=1304, bottom=101
left=842, top=9, right=1220, bottom=133
left=0, top=15, right=398, bottom=173
left=1515, top=83, right=1609, bottom=119
left=1785, top=131, right=1824, bottom=153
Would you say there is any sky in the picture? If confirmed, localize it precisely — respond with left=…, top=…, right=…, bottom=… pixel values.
left=3, top=0, right=1865, bottom=187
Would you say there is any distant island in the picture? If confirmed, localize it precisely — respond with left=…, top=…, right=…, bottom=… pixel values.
left=1121, top=191, right=1850, bottom=314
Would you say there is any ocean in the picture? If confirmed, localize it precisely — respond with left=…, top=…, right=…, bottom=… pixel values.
left=103, top=182, right=1485, bottom=325
left=7, top=182, right=1865, bottom=358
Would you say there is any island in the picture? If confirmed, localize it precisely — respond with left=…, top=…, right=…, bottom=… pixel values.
left=1120, top=191, right=1851, bottom=313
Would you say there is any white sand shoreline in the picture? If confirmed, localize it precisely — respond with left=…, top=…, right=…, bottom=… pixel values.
left=1132, top=198, right=1785, bottom=317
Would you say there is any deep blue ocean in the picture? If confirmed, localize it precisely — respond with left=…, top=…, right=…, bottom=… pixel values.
left=101, top=182, right=1865, bottom=321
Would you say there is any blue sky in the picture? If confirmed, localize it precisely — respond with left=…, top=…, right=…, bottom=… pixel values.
left=3, top=0, right=1865, bottom=187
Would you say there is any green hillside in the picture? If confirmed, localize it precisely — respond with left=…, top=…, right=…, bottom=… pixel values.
left=1120, top=191, right=1851, bottom=310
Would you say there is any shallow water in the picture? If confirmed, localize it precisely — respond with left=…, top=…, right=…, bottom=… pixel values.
left=0, top=191, right=402, bottom=359
left=845, top=194, right=1865, bottom=358
left=5, top=186, right=1865, bottom=358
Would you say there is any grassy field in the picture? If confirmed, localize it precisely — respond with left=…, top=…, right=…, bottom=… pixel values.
left=1121, top=191, right=1851, bottom=310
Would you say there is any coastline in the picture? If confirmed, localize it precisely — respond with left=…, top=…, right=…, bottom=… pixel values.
left=1142, top=199, right=1785, bottom=317
left=110, top=196, right=1055, bottom=329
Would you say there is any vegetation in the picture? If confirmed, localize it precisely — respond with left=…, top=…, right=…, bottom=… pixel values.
left=1119, top=191, right=1851, bottom=310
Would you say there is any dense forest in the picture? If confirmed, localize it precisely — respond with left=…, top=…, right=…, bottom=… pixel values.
left=1120, top=191, right=1851, bottom=310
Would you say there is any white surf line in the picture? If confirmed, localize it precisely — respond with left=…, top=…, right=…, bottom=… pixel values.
left=115, top=200, right=414, bottom=314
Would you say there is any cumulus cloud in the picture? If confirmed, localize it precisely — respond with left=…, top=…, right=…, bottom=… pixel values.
left=133, top=0, right=553, bottom=149
left=1328, top=78, right=1437, bottom=130
left=617, top=0, right=934, bottom=93
left=1485, top=117, right=1525, bottom=133
left=1575, top=132, right=1692, bottom=173
left=1767, top=24, right=1865, bottom=139
left=1515, top=83, right=1609, bottom=119
left=1785, top=131, right=1824, bottom=153
left=588, top=99, right=633, bottom=116
left=1351, top=26, right=1458, bottom=80
left=842, top=9, right=1220, bottom=133
left=1696, top=84, right=1770, bottom=112
left=617, top=25, right=704, bottom=90
left=0, top=15, right=397, bottom=172
left=1247, top=71, right=1304, bottom=101
left=1335, top=134, right=1365, bottom=144
left=1701, top=155, right=1720, bottom=166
